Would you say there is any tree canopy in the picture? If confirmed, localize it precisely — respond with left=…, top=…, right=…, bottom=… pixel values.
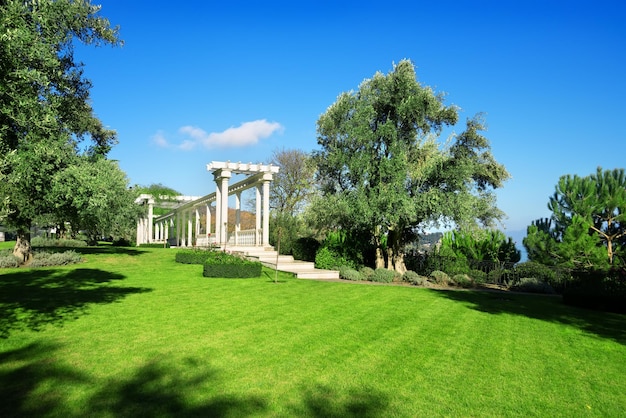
left=0, top=0, right=122, bottom=260
left=312, top=60, right=510, bottom=272
left=524, top=167, right=626, bottom=270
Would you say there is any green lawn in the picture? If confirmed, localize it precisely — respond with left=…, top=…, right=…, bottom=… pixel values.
left=1, top=243, right=625, bottom=417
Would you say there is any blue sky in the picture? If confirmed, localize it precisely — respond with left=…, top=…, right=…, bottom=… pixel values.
left=77, top=1, right=625, bottom=238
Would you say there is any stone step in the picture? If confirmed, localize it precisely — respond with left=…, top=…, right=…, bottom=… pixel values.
left=296, top=270, right=340, bottom=280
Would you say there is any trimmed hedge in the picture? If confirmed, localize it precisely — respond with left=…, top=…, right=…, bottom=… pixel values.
left=175, top=249, right=212, bottom=264
left=203, top=254, right=262, bottom=278
left=292, top=237, right=320, bottom=262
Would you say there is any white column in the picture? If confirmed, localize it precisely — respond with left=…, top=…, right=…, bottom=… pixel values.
left=216, top=170, right=232, bottom=245
left=176, top=212, right=182, bottom=247
left=255, top=184, right=262, bottom=245
left=147, top=200, right=154, bottom=243
left=262, top=176, right=271, bottom=246
left=187, top=211, right=193, bottom=247
left=164, top=220, right=170, bottom=243
left=215, top=179, right=222, bottom=244
left=205, top=203, right=211, bottom=237
left=195, top=208, right=200, bottom=240
left=235, top=192, right=241, bottom=245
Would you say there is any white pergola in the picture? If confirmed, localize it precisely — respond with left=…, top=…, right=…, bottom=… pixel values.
left=135, top=161, right=279, bottom=248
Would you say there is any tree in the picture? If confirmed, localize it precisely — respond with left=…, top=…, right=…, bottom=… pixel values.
left=313, top=60, right=509, bottom=273
left=50, top=157, right=141, bottom=243
left=267, top=148, right=317, bottom=254
left=0, top=0, right=120, bottom=260
left=524, top=167, right=626, bottom=269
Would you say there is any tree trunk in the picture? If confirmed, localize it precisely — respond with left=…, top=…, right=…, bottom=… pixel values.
left=387, top=227, right=407, bottom=274
left=13, top=229, right=32, bottom=263
left=374, top=235, right=385, bottom=269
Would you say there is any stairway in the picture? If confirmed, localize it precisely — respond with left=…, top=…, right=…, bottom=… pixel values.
left=232, top=246, right=339, bottom=280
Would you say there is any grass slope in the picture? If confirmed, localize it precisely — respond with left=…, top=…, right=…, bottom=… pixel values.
left=1, top=243, right=625, bottom=417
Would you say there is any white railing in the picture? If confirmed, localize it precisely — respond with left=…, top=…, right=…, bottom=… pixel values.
left=229, top=229, right=261, bottom=246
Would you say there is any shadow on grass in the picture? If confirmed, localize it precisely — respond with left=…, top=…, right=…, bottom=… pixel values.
left=1, top=344, right=391, bottom=417
left=429, top=289, right=626, bottom=345
left=0, top=268, right=151, bottom=338
left=66, top=246, right=146, bottom=257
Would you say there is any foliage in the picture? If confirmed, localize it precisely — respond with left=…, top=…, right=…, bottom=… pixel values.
left=513, top=261, right=561, bottom=289
left=563, top=268, right=626, bottom=313
left=202, top=254, right=262, bottom=278
left=0, top=0, right=121, bottom=260
left=314, top=246, right=350, bottom=270
left=359, top=266, right=375, bottom=281
left=439, top=229, right=521, bottom=263
left=509, top=277, right=556, bottom=294
left=452, top=274, right=475, bottom=288
left=28, top=250, right=82, bottom=267
left=338, top=266, right=363, bottom=281
left=31, top=237, right=88, bottom=248
left=50, top=157, right=141, bottom=243
left=270, top=148, right=317, bottom=216
left=139, top=243, right=170, bottom=248
left=313, top=60, right=509, bottom=272
left=0, top=253, right=20, bottom=268
left=430, top=270, right=451, bottom=286
left=402, top=270, right=427, bottom=286
left=371, top=268, right=396, bottom=283
left=111, top=237, right=133, bottom=247
left=175, top=249, right=212, bottom=265
left=291, top=237, right=320, bottom=262
left=525, top=167, right=626, bottom=269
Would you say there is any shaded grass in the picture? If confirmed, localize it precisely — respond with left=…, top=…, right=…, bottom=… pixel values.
left=1, top=246, right=625, bottom=417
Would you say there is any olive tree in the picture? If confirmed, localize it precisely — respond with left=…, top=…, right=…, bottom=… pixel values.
left=313, top=60, right=509, bottom=273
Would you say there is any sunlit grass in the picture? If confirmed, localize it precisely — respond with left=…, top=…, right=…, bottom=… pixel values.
left=1, top=245, right=625, bottom=416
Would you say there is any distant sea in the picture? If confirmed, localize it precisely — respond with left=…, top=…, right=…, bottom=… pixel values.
left=507, top=229, right=528, bottom=262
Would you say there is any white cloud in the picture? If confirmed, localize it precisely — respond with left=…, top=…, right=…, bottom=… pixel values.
left=179, top=119, right=284, bottom=150
left=152, top=131, right=170, bottom=148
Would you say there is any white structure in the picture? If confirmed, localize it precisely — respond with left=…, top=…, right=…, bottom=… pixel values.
left=135, top=161, right=279, bottom=248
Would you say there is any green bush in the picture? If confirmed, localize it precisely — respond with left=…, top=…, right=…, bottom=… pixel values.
left=514, top=261, right=557, bottom=284
left=175, top=249, right=212, bottom=264
left=510, top=277, right=555, bottom=294
left=402, top=270, right=427, bottom=286
left=112, top=237, right=133, bottom=247
left=202, top=254, right=262, bottom=278
left=0, top=254, right=20, bottom=268
left=292, top=237, right=320, bottom=262
left=29, top=250, right=82, bottom=267
left=371, top=268, right=396, bottom=283
left=563, top=269, right=626, bottom=313
left=315, top=246, right=351, bottom=270
left=339, top=266, right=363, bottom=281
left=140, top=243, right=170, bottom=248
left=359, top=266, right=375, bottom=281
left=430, top=270, right=451, bottom=286
left=31, top=237, right=87, bottom=248
left=453, top=273, right=475, bottom=288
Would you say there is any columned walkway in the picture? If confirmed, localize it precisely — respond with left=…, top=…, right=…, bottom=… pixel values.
left=135, top=161, right=279, bottom=249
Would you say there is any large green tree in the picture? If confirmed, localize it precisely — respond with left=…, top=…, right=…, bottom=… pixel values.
left=0, top=0, right=120, bottom=260
left=524, top=167, right=626, bottom=269
left=313, top=60, right=509, bottom=272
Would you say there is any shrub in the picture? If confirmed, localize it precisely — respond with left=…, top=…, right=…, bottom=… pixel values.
left=402, top=270, right=427, bottom=286
left=510, top=277, right=555, bottom=294
left=359, top=266, right=375, bottom=281
left=31, top=237, right=87, bottom=248
left=175, top=249, right=212, bottom=264
left=339, top=266, right=363, bottom=281
left=29, top=250, right=82, bottom=267
left=292, top=237, right=320, bottom=262
left=0, top=254, right=20, bottom=268
left=563, top=269, right=626, bottom=313
left=203, top=253, right=262, bottom=278
left=514, top=261, right=557, bottom=284
left=140, top=243, right=170, bottom=248
left=315, top=246, right=351, bottom=270
left=371, top=268, right=396, bottom=283
left=453, top=273, right=474, bottom=288
left=112, top=237, right=133, bottom=247
left=430, top=270, right=451, bottom=286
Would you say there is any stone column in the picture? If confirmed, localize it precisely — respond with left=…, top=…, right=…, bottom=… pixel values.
left=164, top=220, right=170, bottom=243
left=205, top=203, right=211, bottom=237
left=255, top=184, right=262, bottom=245
left=262, top=175, right=271, bottom=246
left=214, top=169, right=232, bottom=245
left=195, top=208, right=200, bottom=241
left=187, top=211, right=193, bottom=247
left=176, top=211, right=182, bottom=247
left=235, top=192, right=241, bottom=245
left=147, top=199, right=154, bottom=243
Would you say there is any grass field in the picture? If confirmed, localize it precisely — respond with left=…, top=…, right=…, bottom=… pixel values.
left=1, top=242, right=625, bottom=417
